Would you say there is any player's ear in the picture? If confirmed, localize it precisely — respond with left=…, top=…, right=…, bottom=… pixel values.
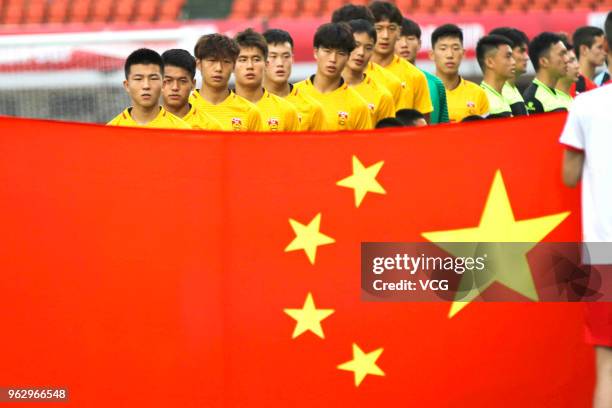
left=417, top=38, right=422, bottom=51
left=428, top=49, right=434, bottom=61
left=122, top=79, right=129, bottom=93
left=313, top=48, right=318, bottom=61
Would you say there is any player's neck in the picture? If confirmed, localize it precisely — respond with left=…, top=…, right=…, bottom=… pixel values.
left=130, top=104, right=160, bottom=124
left=163, top=102, right=190, bottom=119
left=437, top=71, right=461, bottom=91
left=235, top=84, right=265, bottom=103
left=313, top=73, right=342, bottom=93
left=579, top=59, right=595, bottom=79
left=264, top=79, right=290, bottom=97
left=201, top=83, right=230, bottom=105
left=535, top=71, right=558, bottom=90
left=483, top=72, right=505, bottom=94
left=342, top=67, right=365, bottom=86
left=507, top=76, right=517, bottom=87
left=555, top=78, right=572, bottom=95
left=371, top=52, right=394, bottom=67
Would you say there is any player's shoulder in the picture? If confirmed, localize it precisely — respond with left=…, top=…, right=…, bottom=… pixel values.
left=231, top=92, right=261, bottom=112
left=107, top=108, right=131, bottom=125
left=345, top=86, right=370, bottom=111
left=575, top=83, right=612, bottom=105
left=164, top=109, right=192, bottom=129
left=398, top=57, right=426, bottom=80
left=462, top=78, right=483, bottom=92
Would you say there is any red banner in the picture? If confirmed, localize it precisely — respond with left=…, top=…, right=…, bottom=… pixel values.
left=0, top=114, right=594, bottom=407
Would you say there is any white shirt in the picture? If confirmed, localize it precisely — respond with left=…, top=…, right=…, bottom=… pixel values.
left=559, top=84, right=612, bottom=262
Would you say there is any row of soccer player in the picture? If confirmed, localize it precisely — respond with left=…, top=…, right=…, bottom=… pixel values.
left=108, top=2, right=612, bottom=131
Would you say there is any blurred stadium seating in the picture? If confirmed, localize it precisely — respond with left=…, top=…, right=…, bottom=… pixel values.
left=229, top=0, right=612, bottom=19
left=0, top=0, right=186, bottom=24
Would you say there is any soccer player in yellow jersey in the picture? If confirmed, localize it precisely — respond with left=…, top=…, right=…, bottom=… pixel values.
left=294, top=23, right=372, bottom=131
left=262, top=29, right=325, bottom=131
left=430, top=24, right=489, bottom=122
left=108, top=48, right=190, bottom=129
left=190, top=34, right=264, bottom=131
left=233, top=28, right=299, bottom=132
left=367, top=1, right=432, bottom=118
left=342, top=19, right=395, bottom=125
left=331, top=5, right=404, bottom=111
left=160, top=49, right=222, bottom=131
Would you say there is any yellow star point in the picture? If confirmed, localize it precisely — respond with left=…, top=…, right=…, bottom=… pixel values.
left=284, top=292, right=335, bottom=339
left=422, top=170, right=570, bottom=318
left=337, top=343, right=385, bottom=387
left=285, top=213, right=335, bottom=264
left=337, top=155, right=386, bottom=208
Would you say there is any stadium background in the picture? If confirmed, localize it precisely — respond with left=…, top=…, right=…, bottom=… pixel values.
left=0, top=0, right=609, bottom=123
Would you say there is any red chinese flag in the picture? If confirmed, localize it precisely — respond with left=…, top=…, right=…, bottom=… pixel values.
left=0, top=113, right=593, bottom=407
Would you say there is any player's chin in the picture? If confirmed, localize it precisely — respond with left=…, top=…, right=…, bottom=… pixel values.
left=139, top=99, right=159, bottom=108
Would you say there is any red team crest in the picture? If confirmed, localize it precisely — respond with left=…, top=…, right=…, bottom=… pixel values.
left=338, top=111, right=349, bottom=126
left=231, top=117, right=242, bottom=130
left=267, top=118, right=279, bottom=131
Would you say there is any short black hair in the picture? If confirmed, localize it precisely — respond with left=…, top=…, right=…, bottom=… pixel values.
left=124, top=48, right=163, bottom=79
left=395, top=109, right=425, bottom=126
left=431, top=24, right=463, bottom=47
left=368, top=1, right=402, bottom=25
left=262, top=28, right=294, bottom=48
left=489, top=27, right=529, bottom=49
left=313, top=22, right=356, bottom=54
left=235, top=28, right=268, bottom=59
left=347, top=19, right=377, bottom=43
left=476, top=34, right=514, bottom=71
left=558, top=33, right=573, bottom=52
left=161, top=49, right=196, bottom=78
left=331, top=4, right=375, bottom=24
left=376, top=117, right=404, bottom=128
left=605, top=12, right=612, bottom=49
left=528, top=32, right=563, bottom=71
left=461, top=115, right=485, bottom=122
left=400, top=18, right=421, bottom=39
left=572, top=26, right=605, bottom=59
left=194, top=33, right=240, bottom=62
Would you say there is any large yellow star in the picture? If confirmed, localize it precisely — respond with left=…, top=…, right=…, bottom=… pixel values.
left=284, top=292, right=335, bottom=339
left=285, top=213, right=335, bottom=264
left=422, top=170, right=570, bottom=318
left=336, top=155, right=386, bottom=208
left=337, top=343, right=385, bottom=387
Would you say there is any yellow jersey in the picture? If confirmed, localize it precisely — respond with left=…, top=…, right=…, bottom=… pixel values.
left=445, top=77, right=490, bottom=122
left=285, top=84, right=325, bottom=131
left=107, top=107, right=191, bottom=129
left=293, top=76, right=373, bottom=131
left=364, top=61, right=403, bottom=110
left=189, top=90, right=264, bottom=131
left=182, top=103, right=223, bottom=131
left=380, top=55, right=433, bottom=114
left=352, top=74, right=396, bottom=125
left=256, top=89, right=300, bottom=131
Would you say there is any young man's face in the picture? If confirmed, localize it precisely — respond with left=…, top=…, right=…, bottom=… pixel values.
left=395, top=34, right=420, bottom=63
left=431, top=36, right=464, bottom=76
left=265, top=42, right=293, bottom=86
left=347, top=32, right=375, bottom=73
left=488, top=44, right=516, bottom=80
left=542, top=41, right=568, bottom=78
left=582, top=35, right=607, bottom=67
left=234, top=46, right=265, bottom=89
left=374, top=18, right=400, bottom=57
left=123, top=64, right=162, bottom=109
left=512, top=43, right=529, bottom=76
left=314, top=46, right=349, bottom=80
left=197, top=56, right=234, bottom=90
left=563, top=50, right=580, bottom=83
left=162, top=65, right=195, bottom=110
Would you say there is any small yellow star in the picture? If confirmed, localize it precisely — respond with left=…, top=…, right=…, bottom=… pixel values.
left=337, top=343, right=385, bottom=387
left=337, top=155, right=386, bottom=208
left=284, top=293, right=335, bottom=339
left=422, top=170, right=570, bottom=318
left=285, top=213, right=335, bottom=264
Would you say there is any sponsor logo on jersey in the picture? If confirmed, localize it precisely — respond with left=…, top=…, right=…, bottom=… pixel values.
left=338, top=111, right=349, bottom=126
